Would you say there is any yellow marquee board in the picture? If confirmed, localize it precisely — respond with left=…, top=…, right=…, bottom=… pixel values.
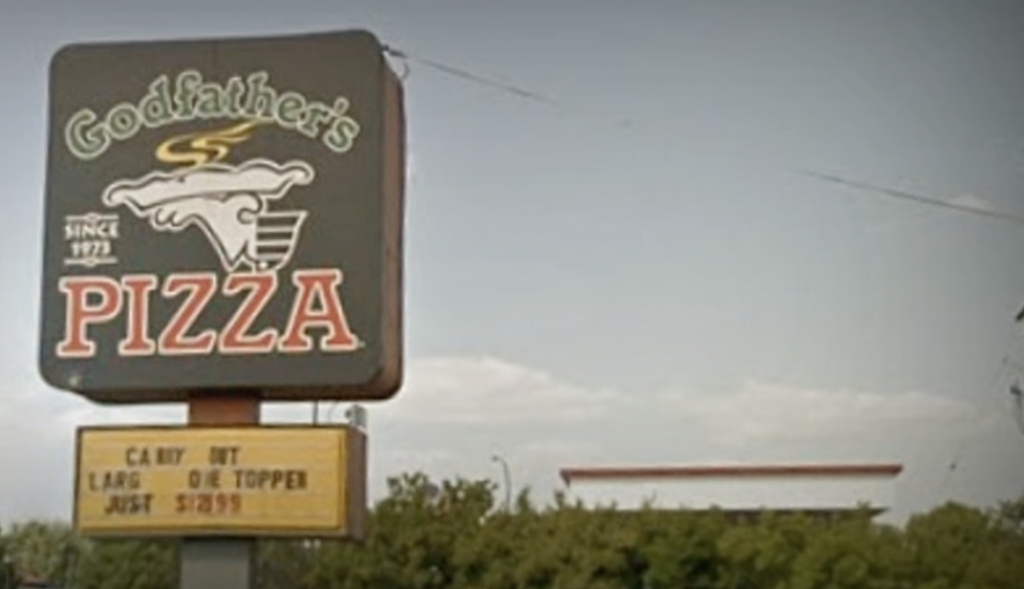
left=73, top=425, right=366, bottom=538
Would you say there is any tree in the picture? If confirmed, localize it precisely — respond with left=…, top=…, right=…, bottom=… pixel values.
left=787, top=516, right=910, bottom=589
left=73, top=539, right=176, bottom=589
left=903, top=502, right=992, bottom=588
left=641, top=510, right=729, bottom=589
left=0, top=530, right=14, bottom=589
left=961, top=494, right=1024, bottom=588
left=716, top=511, right=815, bottom=589
left=256, top=540, right=318, bottom=589
left=2, top=473, right=1022, bottom=589
left=3, top=520, right=83, bottom=587
left=309, top=472, right=497, bottom=589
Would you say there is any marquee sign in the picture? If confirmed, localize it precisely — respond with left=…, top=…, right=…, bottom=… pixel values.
left=74, top=425, right=366, bottom=538
left=39, top=30, right=406, bottom=403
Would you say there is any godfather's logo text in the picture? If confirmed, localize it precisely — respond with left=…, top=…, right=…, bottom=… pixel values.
left=55, top=70, right=364, bottom=360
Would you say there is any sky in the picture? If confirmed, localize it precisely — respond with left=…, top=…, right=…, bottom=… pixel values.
left=2, top=0, right=1024, bottom=526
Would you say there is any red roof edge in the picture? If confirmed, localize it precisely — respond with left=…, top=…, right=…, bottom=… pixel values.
left=559, top=463, right=904, bottom=486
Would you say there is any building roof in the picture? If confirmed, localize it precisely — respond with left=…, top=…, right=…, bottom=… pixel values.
left=559, top=463, right=903, bottom=485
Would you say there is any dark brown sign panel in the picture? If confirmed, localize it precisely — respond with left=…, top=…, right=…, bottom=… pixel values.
left=39, top=30, right=405, bottom=403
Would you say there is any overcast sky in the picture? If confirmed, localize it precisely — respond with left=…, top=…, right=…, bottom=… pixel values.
left=2, top=0, right=1024, bottom=526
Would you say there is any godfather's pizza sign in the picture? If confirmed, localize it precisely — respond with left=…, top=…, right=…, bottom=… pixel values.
left=40, top=31, right=405, bottom=403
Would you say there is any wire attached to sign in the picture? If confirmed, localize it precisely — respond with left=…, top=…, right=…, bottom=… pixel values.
left=383, top=44, right=633, bottom=128
left=382, top=43, right=1024, bottom=230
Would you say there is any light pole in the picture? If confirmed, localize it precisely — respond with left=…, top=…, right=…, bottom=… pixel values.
left=1012, top=308, right=1024, bottom=439
left=1011, top=381, right=1024, bottom=437
left=491, top=454, right=512, bottom=512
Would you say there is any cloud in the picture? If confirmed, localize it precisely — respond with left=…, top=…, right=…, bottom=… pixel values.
left=649, top=379, right=1022, bottom=522
left=374, top=448, right=461, bottom=479
left=656, top=378, right=977, bottom=449
left=373, top=356, right=624, bottom=426
left=948, top=193, right=994, bottom=212
left=0, top=356, right=622, bottom=523
left=1, top=357, right=1020, bottom=526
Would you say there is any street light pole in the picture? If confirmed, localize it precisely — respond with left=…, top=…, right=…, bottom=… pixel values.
left=491, top=455, right=512, bottom=512
left=1011, top=381, right=1024, bottom=437
left=1012, top=309, right=1024, bottom=439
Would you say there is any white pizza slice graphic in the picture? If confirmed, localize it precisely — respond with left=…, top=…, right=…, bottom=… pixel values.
left=102, top=159, right=315, bottom=272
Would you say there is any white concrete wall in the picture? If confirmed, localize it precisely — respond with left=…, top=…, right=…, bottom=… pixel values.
left=564, top=474, right=896, bottom=512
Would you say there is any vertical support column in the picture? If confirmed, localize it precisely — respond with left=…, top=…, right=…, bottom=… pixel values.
left=180, top=393, right=261, bottom=589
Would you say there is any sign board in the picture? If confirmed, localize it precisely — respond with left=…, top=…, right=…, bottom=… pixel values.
left=39, top=30, right=405, bottom=403
left=73, top=425, right=366, bottom=538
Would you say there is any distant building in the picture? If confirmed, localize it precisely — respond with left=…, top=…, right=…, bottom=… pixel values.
left=559, top=463, right=903, bottom=520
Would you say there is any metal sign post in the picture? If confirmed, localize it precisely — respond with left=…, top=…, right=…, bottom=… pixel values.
left=182, top=395, right=260, bottom=589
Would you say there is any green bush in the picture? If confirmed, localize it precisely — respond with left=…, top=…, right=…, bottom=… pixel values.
left=4, top=474, right=1022, bottom=589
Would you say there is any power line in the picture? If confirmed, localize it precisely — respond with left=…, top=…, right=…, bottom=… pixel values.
left=798, top=170, right=1024, bottom=228
left=385, top=46, right=559, bottom=108
left=383, top=44, right=1024, bottom=229
left=383, top=45, right=633, bottom=127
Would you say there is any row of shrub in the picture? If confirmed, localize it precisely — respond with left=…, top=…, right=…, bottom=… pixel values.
left=2, top=473, right=1022, bottom=588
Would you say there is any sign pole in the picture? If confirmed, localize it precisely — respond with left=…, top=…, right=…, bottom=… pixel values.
left=45, top=29, right=403, bottom=589
left=180, top=394, right=261, bottom=589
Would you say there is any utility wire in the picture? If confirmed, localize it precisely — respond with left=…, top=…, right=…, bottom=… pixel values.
left=383, top=45, right=634, bottom=128
left=385, top=45, right=560, bottom=108
left=799, top=170, right=1024, bottom=228
left=383, top=44, right=1024, bottom=229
